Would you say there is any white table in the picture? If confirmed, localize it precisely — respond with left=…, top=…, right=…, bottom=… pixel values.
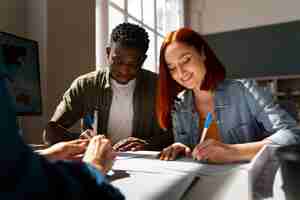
left=109, top=151, right=254, bottom=200
left=182, top=169, right=251, bottom=200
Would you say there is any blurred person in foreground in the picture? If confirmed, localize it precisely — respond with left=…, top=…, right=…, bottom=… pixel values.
left=0, top=76, right=124, bottom=199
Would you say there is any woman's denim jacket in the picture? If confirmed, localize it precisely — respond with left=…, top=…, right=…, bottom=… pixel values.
left=172, top=79, right=300, bottom=147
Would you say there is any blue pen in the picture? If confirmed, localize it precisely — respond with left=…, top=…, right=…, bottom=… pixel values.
left=199, top=112, right=213, bottom=143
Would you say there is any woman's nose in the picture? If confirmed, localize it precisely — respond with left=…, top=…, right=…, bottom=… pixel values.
left=177, top=66, right=187, bottom=78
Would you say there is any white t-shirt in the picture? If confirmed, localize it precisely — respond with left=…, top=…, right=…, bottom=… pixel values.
left=107, top=78, right=136, bottom=144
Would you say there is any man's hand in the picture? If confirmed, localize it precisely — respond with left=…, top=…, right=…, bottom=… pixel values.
left=113, top=137, right=149, bottom=151
left=37, top=139, right=89, bottom=160
left=83, top=135, right=116, bottom=174
left=159, top=142, right=191, bottom=161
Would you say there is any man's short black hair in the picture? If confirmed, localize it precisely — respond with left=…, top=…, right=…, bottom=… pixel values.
left=110, top=22, right=149, bottom=54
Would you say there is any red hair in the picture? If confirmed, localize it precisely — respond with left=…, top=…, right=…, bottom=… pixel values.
left=156, top=28, right=226, bottom=129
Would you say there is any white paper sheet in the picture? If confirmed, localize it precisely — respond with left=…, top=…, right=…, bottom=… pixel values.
left=110, top=151, right=253, bottom=200
left=113, top=151, right=245, bottom=176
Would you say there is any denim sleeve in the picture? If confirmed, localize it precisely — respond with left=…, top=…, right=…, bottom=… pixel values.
left=241, top=79, right=300, bottom=145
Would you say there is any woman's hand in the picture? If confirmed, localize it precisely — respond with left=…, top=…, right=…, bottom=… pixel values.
left=38, top=139, right=89, bottom=161
left=83, top=135, right=116, bottom=174
left=192, top=139, right=239, bottom=163
left=159, top=142, right=191, bottom=161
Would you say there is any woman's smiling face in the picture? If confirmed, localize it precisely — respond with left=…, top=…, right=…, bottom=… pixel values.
left=164, top=41, right=206, bottom=90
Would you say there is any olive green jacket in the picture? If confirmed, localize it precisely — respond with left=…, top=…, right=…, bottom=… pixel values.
left=44, top=67, right=173, bottom=150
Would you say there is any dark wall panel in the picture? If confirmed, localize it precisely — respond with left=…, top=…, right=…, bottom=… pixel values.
left=204, top=20, right=300, bottom=79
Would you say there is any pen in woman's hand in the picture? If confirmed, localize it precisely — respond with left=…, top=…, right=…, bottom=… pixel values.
left=192, top=112, right=213, bottom=161
left=199, top=112, right=213, bottom=144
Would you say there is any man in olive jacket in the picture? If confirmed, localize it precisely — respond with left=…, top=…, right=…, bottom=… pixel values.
left=43, top=23, right=173, bottom=151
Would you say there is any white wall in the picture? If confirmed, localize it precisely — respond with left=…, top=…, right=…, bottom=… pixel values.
left=46, top=0, right=96, bottom=117
left=24, top=0, right=95, bottom=144
left=189, top=0, right=300, bottom=34
left=0, top=0, right=96, bottom=144
left=20, top=0, right=95, bottom=144
left=21, top=0, right=48, bottom=144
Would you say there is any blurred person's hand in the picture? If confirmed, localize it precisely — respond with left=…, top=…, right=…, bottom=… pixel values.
left=83, top=135, right=116, bottom=174
left=37, top=139, right=89, bottom=160
left=159, top=142, right=191, bottom=161
left=113, top=137, right=148, bottom=151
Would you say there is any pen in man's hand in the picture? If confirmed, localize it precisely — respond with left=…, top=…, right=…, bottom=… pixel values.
left=199, top=112, right=213, bottom=143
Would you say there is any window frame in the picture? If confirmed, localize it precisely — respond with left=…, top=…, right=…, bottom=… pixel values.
left=108, top=0, right=183, bottom=73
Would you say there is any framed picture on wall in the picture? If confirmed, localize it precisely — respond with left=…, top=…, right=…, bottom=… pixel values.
left=0, top=31, right=42, bottom=115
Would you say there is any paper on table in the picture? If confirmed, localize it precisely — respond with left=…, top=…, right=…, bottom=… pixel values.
left=113, top=151, right=244, bottom=176
left=115, top=151, right=160, bottom=160
left=111, top=151, right=250, bottom=200
left=112, top=151, right=199, bottom=200
left=196, top=163, right=245, bottom=176
left=111, top=168, right=196, bottom=200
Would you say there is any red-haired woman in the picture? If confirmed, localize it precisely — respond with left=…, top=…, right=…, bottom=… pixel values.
left=157, top=28, right=300, bottom=163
